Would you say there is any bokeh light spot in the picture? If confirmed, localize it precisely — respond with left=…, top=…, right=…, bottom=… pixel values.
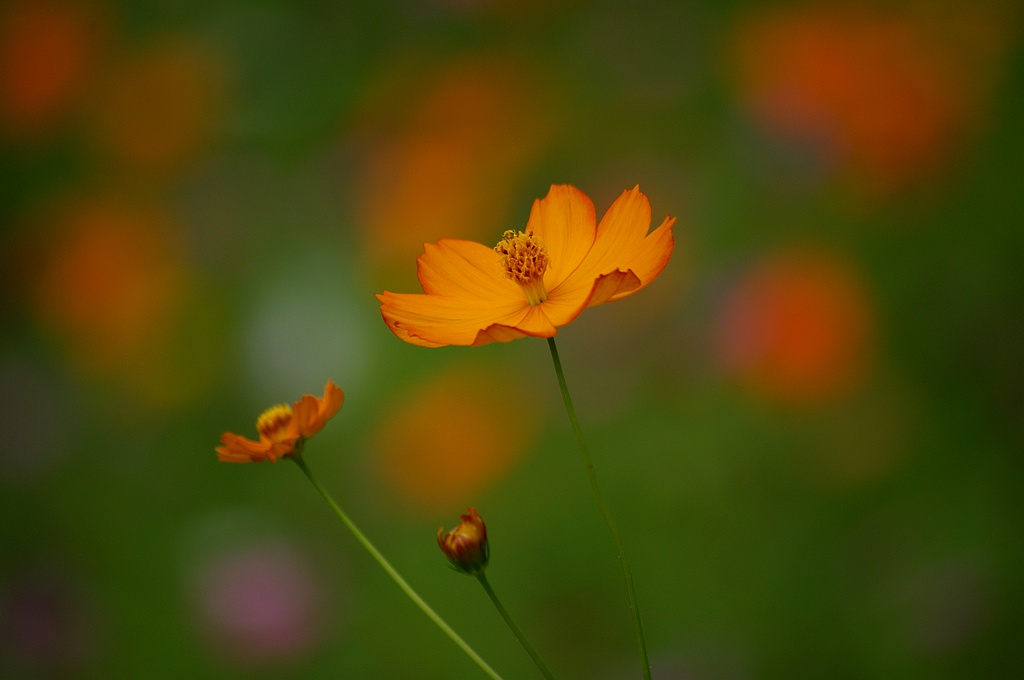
left=89, top=39, right=223, bottom=173
left=714, top=248, right=875, bottom=405
left=728, top=5, right=1009, bottom=198
left=354, top=56, right=559, bottom=273
left=0, top=566, right=99, bottom=676
left=33, top=200, right=187, bottom=372
left=182, top=515, right=331, bottom=667
left=241, top=253, right=372, bottom=402
left=0, top=1, right=104, bottom=138
left=375, top=365, right=541, bottom=512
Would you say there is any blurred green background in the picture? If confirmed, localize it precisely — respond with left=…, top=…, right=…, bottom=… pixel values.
left=2, top=0, right=1022, bottom=678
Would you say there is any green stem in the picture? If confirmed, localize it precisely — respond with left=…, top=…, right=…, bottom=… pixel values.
left=291, top=455, right=504, bottom=680
left=475, top=572, right=556, bottom=680
left=546, top=337, right=651, bottom=680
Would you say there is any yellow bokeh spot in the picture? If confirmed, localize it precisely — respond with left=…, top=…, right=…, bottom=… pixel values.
left=354, top=55, right=559, bottom=275
left=88, top=39, right=223, bottom=173
left=376, top=365, right=541, bottom=513
left=23, top=198, right=216, bottom=408
left=33, top=200, right=186, bottom=364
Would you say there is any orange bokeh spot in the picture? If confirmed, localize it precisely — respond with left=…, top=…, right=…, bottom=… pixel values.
left=729, top=5, right=1009, bottom=197
left=0, top=1, right=104, bottom=138
left=355, top=56, right=558, bottom=273
left=33, top=200, right=186, bottom=370
left=715, top=248, right=875, bottom=405
left=376, top=366, right=540, bottom=512
left=89, top=39, right=222, bottom=172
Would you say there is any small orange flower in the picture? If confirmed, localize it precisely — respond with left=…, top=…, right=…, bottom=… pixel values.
left=216, top=380, right=344, bottom=463
left=438, top=507, right=489, bottom=575
left=376, top=184, right=676, bottom=347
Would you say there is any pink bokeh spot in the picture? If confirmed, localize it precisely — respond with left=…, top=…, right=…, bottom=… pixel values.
left=194, top=540, right=324, bottom=664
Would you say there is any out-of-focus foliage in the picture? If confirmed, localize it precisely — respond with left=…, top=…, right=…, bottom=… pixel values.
left=1, top=1, right=1022, bottom=678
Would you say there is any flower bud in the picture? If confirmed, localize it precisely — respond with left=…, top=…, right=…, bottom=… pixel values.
left=437, top=507, right=489, bottom=575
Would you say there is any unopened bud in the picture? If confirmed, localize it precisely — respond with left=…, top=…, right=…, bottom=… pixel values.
left=437, top=507, right=489, bottom=575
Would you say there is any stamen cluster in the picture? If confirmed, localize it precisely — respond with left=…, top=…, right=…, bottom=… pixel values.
left=495, top=230, right=549, bottom=286
left=256, top=404, right=293, bottom=441
left=495, top=229, right=549, bottom=306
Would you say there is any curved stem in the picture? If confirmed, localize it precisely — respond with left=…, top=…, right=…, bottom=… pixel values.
left=546, top=337, right=651, bottom=680
left=291, top=455, right=504, bottom=680
left=475, top=573, right=556, bottom=680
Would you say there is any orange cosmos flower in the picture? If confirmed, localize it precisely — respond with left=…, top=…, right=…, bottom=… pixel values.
left=376, top=184, right=675, bottom=347
left=216, top=380, right=344, bottom=463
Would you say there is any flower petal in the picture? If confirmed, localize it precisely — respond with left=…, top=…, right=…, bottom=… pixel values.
left=377, top=291, right=529, bottom=347
left=600, top=214, right=675, bottom=303
left=381, top=318, right=448, bottom=348
left=217, top=432, right=294, bottom=463
left=299, top=376, right=344, bottom=436
left=587, top=270, right=644, bottom=307
left=318, top=379, right=344, bottom=421
left=534, top=280, right=594, bottom=327
left=555, top=186, right=675, bottom=308
left=506, top=304, right=559, bottom=337
left=469, top=302, right=562, bottom=345
left=525, top=185, right=597, bottom=288
left=584, top=185, right=654, bottom=273
left=290, top=395, right=315, bottom=438
left=472, top=324, right=528, bottom=345
left=417, top=239, right=520, bottom=299
left=293, top=379, right=345, bottom=437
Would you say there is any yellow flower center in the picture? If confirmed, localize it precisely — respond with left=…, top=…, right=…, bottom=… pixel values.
left=495, top=229, right=549, bottom=306
left=256, top=404, right=293, bottom=442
